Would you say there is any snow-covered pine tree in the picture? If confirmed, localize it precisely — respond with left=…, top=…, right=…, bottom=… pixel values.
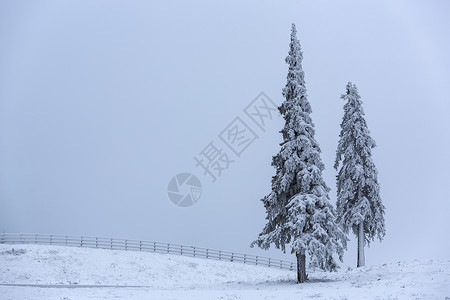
left=251, top=24, right=346, bottom=283
left=334, top=82, right=385, bottom=268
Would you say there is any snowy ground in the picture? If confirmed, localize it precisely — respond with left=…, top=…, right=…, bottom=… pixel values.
left=0, top=244, right=449, bottom=299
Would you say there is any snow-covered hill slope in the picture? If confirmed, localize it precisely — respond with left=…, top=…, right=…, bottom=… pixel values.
left=1, top=244, right=449, bottom=299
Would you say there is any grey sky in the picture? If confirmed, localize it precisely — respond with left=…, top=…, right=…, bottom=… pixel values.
left=1, top=0, right=449, bottom=267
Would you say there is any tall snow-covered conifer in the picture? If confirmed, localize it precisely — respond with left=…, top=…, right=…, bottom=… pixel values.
left=334, top=82, right=385, bottom=268
left=252, top=24, right=346, bottom=283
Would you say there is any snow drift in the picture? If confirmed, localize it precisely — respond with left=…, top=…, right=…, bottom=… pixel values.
left=1, top=244, right=449, bottom=299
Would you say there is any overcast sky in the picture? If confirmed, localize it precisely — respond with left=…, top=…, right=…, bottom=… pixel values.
left=1, top=0, right=449, bottom=267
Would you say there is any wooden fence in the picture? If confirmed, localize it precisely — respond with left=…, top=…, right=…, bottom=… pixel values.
left=0, top=233, right=295, bottom=271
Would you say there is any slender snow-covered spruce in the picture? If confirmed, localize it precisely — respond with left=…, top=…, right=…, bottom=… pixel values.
left=251, top=24, right=346, bottom=283
left=334, top=82, right=385, bottom=268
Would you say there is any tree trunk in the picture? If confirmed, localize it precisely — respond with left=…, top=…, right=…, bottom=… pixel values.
left=296, top=252, right=307, bottom=283
left=357, top=222, right=365, bottom=267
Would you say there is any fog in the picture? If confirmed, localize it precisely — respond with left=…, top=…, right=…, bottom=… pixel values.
left=1, top=0, right=449, bottom=267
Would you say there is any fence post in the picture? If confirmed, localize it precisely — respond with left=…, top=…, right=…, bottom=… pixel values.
left=1, top=233, right=296, bottom=272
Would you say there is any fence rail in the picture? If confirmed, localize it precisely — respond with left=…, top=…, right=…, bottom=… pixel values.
left=0, top=233, right=295, bottom=271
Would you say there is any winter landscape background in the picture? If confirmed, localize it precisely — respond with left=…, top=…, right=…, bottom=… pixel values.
left=1, top=243, right=449, bottom=299
left=1, top=1, right=450, bottom=298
